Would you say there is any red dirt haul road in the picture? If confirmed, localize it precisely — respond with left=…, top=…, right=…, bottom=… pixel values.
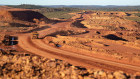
left=18, top=34, right=140, bottom=73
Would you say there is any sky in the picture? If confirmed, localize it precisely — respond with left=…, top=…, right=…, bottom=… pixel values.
left=1, top=0, right=140, bottom=5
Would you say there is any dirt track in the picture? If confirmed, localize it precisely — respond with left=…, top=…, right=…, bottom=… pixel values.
left=14, top=20, right=140, bottom=74
left=17, top=34, right=140, bottom=73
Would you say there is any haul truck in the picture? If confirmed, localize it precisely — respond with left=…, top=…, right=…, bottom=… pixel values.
left=32, top=31, right=39, bottom=39
left=2, top=35, right=18, bottom=46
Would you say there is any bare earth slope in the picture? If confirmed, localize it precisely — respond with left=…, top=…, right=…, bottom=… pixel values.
left=0, top=9, right=49, bottom=22
left=81, top=11, right=139, bottom=30
left=0, top=9, right=53, bottom=29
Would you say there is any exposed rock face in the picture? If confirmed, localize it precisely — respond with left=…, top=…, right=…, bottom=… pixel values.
left=0, top=49, right=138, bottom=79
left=81, top=11, right=139, bottom=30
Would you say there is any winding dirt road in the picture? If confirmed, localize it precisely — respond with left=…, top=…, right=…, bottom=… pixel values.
left=14, top=21, right=140, bottom=74
left=18, top=34, right=140, bottom=73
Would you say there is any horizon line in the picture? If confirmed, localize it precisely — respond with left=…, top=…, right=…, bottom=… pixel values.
left=0, top=4, right=140, bottom=6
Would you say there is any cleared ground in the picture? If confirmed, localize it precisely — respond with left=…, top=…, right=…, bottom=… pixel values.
left=0, top=8, right=140, bottom=75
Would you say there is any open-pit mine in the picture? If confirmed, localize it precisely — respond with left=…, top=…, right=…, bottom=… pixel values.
left=0, top=6, right=140, bottom=79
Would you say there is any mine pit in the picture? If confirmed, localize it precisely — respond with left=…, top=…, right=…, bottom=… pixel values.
left=103, top=34, right=128, bottom=41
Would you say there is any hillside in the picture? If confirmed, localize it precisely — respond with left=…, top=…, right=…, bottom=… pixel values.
left=0, top=8, right=54, bottom=33
left=0, top=9, right=50, bottom=23
left=0, top=8, right=55, bottom=31
left=6, top=4, right=81, bottom=19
